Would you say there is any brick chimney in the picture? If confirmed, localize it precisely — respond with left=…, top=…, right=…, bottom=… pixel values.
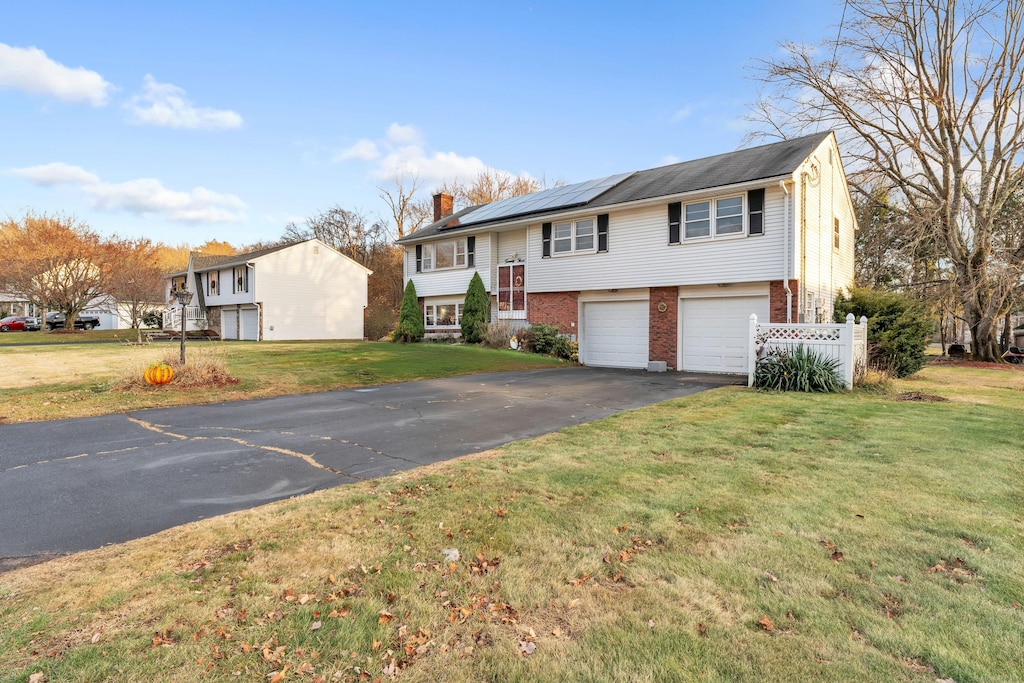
left=433, top=192, right=454, bottom=222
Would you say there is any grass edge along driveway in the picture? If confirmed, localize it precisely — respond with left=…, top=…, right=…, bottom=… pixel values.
left=1, top=363, right=1022, bottom=682
left=0, top=341, right=566, bottom=423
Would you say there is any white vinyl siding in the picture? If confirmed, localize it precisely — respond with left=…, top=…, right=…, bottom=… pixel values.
left=798, top=137, right=856, bottom=322
left=405, top=235, right=492, bottom=298
left=527, top=188, right=787, bottom=292
left=254, top=241, right=369, bottom=340
left=201, top=265, right=254, bottom=306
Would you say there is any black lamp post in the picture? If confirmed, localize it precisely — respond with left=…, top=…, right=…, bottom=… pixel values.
left=174, top=289, right=194, bottom=364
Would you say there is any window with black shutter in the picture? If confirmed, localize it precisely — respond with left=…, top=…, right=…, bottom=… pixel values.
left=748, top=188, right=764, bottom=236
left=597, top=214, right=609, bottom=252
left=415, top=244, right=422, bottom=272
left=668, top=202, right=681, bottom=244
left=467, top=236, right=475, bottom=268
left=542, top=223, right=552, bottom=258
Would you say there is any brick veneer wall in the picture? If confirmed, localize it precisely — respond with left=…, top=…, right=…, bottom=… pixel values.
left=648, top=286, right=678, bottom=368
left=529, top=292, right=579, bottom=336
left=769, top=280, right=799, bottom=323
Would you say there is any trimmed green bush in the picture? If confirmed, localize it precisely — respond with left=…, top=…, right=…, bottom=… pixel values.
left=834, top=287, right=932, bottom=378
left=754, top=344, right=845, bottom=392
left=460, top=272, right=490, bottom=344
left=528, top=323, right=561, bottom=355
left=392, top=280, right=424, bottom=343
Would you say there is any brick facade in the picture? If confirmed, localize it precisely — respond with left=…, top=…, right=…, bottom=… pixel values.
left=769, top=280, right=799, bottom=323
left=648, top=286, right=678, bottom=368
left=529, top=291, right=579, bottom=336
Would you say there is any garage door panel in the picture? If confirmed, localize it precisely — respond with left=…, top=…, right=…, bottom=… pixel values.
left=583, top=301, right=649, bottom=369
left=681, top=296, right=768, bottom=373
left=221, top=310, right=238, bottom=340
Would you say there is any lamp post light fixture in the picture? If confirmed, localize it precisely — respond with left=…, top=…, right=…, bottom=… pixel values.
left=174, top=288, right=194, bottom=365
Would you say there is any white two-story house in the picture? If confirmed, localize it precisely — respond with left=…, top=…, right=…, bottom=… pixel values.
left=397, top=132, right=856, bottom=373
left=165, top=238, right=371, bottom=341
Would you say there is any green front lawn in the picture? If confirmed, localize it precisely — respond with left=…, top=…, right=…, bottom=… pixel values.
left=0, top=341, right=565, bottom=423
left=2, top=364, right=1021, bottom=682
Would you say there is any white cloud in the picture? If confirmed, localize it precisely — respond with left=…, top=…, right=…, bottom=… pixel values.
left=9, top=162, right=247, bottom=223
left=0, top=43, right=113, bottom=106
left=671, top=105, right=694, bottom=123
left=9, top=161, right=100, bottom=185
left=660, top=155, right=682, bottom=165
left=125, top=75, right=243, bottom=130
left=334, top=122, right=488, bottom=184
left=333, top=139, right=380, bottom=162
left=386, top=123, right=421, bottom=145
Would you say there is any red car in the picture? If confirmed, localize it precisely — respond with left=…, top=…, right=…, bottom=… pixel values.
left=0, top=315, right=36, bottom=332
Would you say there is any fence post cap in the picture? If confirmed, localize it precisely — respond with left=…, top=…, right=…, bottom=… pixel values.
left=859, top=316, right=868, bottom=324
left=846, top=312, right=855, bottom=322
left=749, top=313, right=758, bottom=321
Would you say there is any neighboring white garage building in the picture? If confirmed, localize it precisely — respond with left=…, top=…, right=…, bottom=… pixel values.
left=398, top=132, right=856, bottom=374
left=164, top=239, right=372, bottom=341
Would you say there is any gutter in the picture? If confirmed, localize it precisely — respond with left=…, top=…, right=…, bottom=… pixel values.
left=780, top=179, right=793, bottom=323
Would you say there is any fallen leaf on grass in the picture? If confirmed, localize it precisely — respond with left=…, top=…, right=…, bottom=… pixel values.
left=758, top=616, right=775, bottom=632
left=831, top=551, right=844, bottom=562
left=310, top=621, right=322, bottom=631
left=28, top=674, right=45, bottom=683
left=519, top=640, right=536, bottom=655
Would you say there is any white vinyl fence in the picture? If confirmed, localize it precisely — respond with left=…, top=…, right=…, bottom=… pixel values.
left=748, top=313, right=868, bottom=389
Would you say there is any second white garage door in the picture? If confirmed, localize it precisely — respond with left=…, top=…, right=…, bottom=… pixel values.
left=582, top=300, right=649, bottom=369
left=680, top=296, right=769, bottom=373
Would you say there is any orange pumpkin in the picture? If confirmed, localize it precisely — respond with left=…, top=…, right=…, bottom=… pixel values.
left=144, top=363, right=175, bottom=385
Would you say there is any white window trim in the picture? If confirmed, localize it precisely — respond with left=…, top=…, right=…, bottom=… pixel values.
left=683, top=195, right=746, bottom=241
left=421, top=238, right=468, bottom=272
left=552, top=217, right=597, bottom=256
left=424, top=302, right=464, bottom=328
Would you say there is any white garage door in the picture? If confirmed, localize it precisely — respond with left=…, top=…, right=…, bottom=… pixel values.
left=680, top=296, right=769, bottom=373
left=241, top=308, right=259, bottom=340
left=221, top=309, right=238, bottom=340
left=582, top=300, right=649, bottom=369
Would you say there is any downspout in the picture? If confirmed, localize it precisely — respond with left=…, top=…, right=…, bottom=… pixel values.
left=779, top=179, right=793, bottom=323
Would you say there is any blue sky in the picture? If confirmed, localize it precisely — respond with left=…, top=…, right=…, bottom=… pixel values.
left=2, top=1, right=844, bottom=247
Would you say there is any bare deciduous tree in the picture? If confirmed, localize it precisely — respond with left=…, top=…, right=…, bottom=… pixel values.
left=378, top=172, right=430, bottom=239
left=106, top=238, right=166, bottom=341
left=749, top=0, right=1024, bottom=361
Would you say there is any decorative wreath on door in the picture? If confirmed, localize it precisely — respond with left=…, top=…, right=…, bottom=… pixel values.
left=514, top=275, right=523, bottom=287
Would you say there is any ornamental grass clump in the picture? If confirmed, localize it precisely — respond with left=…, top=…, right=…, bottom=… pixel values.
left=754, top=344, right=845, bottom=392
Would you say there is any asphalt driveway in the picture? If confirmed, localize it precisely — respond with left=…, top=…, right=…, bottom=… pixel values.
left=0, top=367, right=738, bottom=565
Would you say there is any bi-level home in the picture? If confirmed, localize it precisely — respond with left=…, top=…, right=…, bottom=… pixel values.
left=397, top=132, right=856, bottom=373
left=165, top=238, right=371, bottom=341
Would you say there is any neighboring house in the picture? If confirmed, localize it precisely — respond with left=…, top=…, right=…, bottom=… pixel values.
left=164, top=238, right=372, bottom=341
left=397, top=132, right=856, bottom=373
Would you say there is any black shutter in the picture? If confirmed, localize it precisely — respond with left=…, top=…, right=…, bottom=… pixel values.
left=597, top=214, right=609, bottom=252
left=668, top=202, right=681, bottom=244
left=467, top=236, right=475, bottom=268
left=748, top=188, right=765, bottom=236
left=542, top=222, right=552, bottom=258
left=415, top=244, right=422, bottom=272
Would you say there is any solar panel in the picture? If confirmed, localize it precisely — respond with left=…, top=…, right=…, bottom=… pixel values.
left=453, top=172, right=634, bottom=227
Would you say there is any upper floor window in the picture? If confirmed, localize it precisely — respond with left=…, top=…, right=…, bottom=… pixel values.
left=553, top=217, right=596, bottom=255
left=685, top=196, right=745, bottom=239
left=420, top=238, right=467, bottom=272
left=233, top=266, right=248, bottom=293
left=833, top=217, right=841, bottom=250
left=208, top=272, right=220, bottom=295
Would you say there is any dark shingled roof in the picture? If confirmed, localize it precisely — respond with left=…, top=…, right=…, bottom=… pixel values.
left=397, top=132, right=830, bottom=243
left=167, top=241, right=310, bottom=277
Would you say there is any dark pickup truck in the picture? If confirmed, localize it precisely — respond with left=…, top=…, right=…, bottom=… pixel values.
left=45, top=312, right=101, bottom=330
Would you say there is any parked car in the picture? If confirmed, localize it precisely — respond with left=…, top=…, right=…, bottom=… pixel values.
left=0, top=315, right=37, bottom=332
left=45, top=312, right=101, bottom=330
